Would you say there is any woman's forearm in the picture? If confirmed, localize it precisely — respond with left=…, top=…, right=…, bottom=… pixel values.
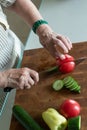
left=8, top=0, right=72, bottom=58
left=9, top=0, right=43, bottom=27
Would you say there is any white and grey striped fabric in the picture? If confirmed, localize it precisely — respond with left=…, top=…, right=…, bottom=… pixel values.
left=0, top=25, right=14, bottom=70
left=0, top=0, right=24, bottom=71
left=0, top=0, right=16, bottom=7
left=0, top=0, right=24, bottom=118
left=0, top=25, right=24, bottom=71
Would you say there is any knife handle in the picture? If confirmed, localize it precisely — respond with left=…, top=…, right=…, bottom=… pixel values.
left=4, top=87, right=13, bottom=92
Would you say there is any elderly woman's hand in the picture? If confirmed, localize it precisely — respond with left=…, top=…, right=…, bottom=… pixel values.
left=36, top=24, right=72, bottom=59
left=0, top=68, right=39, bottom=90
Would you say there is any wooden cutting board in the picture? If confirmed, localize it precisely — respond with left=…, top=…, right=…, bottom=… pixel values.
left=10, top=41, right=87, bottom=130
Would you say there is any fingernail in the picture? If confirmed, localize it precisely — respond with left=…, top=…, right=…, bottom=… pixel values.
left=60, top=54, right=66, bottom=60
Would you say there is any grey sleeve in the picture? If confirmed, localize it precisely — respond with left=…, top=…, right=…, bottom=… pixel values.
left=0, top=0, right=16, bottom=7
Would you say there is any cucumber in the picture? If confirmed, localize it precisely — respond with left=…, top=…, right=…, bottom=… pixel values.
left=52, top=80, right=64, bottom=91
left=69, top=82, right=80, bottom=93
left=67, top=115, right=81, bottom=130
left=63, top=76, right=74, bottom=85
left=67, top=81, right=78, bottom=89
left=13, top=105, right=44, bottom=130
left=52, top=76, right=81, bottom=93
left=63, top=76, right=81, bottom=93
left=75, top=86, right=81, bottom=93
left=65, top=81, right=75, bottom=89
left=70, top=83, right=79, bottom=91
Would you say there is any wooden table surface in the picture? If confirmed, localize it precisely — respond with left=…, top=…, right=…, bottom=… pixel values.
left=10, top=41, right=87, bottom=130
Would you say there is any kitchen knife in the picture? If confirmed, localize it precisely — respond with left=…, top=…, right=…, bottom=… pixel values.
left=74, top=56, right=87, bottom=65
left=4, top=57, right=87, bottom=92
left=39, top=56, right=87, bottom=74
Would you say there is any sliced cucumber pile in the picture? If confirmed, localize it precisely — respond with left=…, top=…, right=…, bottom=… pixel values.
left=52, top=76, right=81, bottom=93
left=52, top=80, right=64, bottom=91
left=67, top=115, right=81, bottom=130
left=63, top=76, right=81, bottom=93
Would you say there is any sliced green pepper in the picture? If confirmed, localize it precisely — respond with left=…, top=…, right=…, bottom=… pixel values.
left=42, top=108, right=67, bottom=130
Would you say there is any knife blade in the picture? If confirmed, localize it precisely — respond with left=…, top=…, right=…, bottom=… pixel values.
left=4, top=57, right=87, bottom=92
left=75, top=56, right=87, bottom=65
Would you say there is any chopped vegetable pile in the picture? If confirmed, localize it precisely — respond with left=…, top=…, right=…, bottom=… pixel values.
left=52, top=76, right=81, bottom=93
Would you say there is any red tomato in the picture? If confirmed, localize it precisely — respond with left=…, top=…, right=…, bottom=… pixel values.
left=56, top=54, right=75, bottom=73
left=59, top=61, right=75, bottom=73
left=56, top=54, right=75, bottom=66
left=59, top=99, right=81, bottom=118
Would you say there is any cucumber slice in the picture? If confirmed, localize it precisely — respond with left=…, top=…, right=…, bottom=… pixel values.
left=65, top=81, right=75, bottom=89
left=75, top=86, right=81, bottom=93
left=67, top=115, right=81, bottom=130
left=52, top=80, right=64, bottom=91
left=70, top=84, right=79, bottom=91
left=68, top=81, right=80, bottom=93
left=67, top=81, right=78, bottom=89
left=64, top=79, right=74, bottom=87
left=63, top=76, right=81, bottom=93
left=63, top=76, right=74, bottom=85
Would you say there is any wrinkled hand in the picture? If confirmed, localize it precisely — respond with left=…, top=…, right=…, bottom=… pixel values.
left=37, top=24, right=72, bottom=59
left=1, top=68, right=39, bottom=89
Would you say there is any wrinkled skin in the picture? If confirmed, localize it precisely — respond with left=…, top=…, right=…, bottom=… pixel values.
left=0, top=68, right=39, bottom=90
left=36, top=24, right=72, bottom=59
left=0, top=25, right=72, bottom=90
left=10, top=0, right=72, bottom=59
left=0, top=27, right=72, bottom=89
left=0, top=0, right=72, bottom=90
